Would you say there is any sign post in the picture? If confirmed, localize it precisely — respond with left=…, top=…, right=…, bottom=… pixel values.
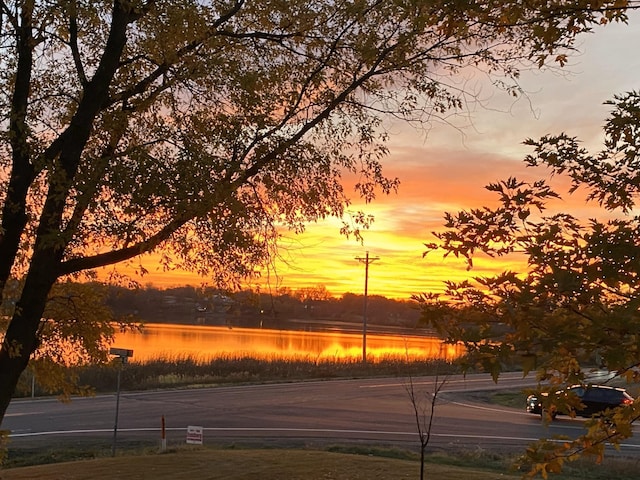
left=186, top=425, right=204, bottom=445
left=109, top=347, right=133, bottom=457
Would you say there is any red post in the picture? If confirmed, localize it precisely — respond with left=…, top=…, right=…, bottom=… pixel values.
left=160, top=415, right=167, bottom=451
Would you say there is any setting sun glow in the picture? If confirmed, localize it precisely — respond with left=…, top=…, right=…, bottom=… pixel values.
left=102, top=17, right=639, bottom=300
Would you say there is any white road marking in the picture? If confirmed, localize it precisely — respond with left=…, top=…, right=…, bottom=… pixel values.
left=9, top=426, right=640, bottom=449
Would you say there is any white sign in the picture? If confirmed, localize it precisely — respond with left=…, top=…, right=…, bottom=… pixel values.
left=186, top=425, right=203, bottom=445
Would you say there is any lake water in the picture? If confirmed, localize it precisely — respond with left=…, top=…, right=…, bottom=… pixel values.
left=112, top=323, right=463, bottom=363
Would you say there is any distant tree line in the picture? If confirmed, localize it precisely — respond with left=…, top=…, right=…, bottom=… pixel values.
left=105, top=284, right=421, bottom=330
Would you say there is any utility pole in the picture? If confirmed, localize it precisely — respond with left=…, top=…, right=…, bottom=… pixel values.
left=355, top=251, right=379, bottom=363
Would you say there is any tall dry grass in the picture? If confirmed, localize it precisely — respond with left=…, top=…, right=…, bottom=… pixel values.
left=16, top=354, right=459, bottom=397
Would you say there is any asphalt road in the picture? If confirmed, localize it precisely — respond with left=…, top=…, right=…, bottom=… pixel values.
left=4, top=372, right=640, bottom=456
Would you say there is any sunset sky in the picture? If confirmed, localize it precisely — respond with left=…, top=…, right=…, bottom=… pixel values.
left=132, top=15, right=640, bottom=300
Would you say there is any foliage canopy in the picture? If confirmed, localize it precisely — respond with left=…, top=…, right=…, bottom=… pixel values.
left=419, top=90, right=640, bottom=477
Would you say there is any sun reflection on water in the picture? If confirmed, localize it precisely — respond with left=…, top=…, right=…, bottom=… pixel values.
left=112, top=324, right=463, bottom=363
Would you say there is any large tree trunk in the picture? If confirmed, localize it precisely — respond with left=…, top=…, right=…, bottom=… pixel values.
left=0, top=259, right=58, bottom=424
left=0, top=1, right=35, bottom=299
left=0, top=3, right=137, bottom=426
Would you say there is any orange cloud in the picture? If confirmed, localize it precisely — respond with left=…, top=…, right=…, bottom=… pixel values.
left=265, top=150, right=544, bottom=299
left=98, top=16, right=640, bottom=299
left=107, top=133, right=611, bottom=299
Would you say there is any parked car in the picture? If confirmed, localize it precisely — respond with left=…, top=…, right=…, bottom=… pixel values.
left=526, top=384, right=633, bottom=419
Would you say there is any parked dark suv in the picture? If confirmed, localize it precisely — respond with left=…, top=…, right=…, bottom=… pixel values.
left=526, top=385, right=633, bottom=419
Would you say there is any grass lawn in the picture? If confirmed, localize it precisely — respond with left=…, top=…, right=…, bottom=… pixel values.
left=0, top=447, right=523, bottom=480
left=4, top=446, right=638, bottom=480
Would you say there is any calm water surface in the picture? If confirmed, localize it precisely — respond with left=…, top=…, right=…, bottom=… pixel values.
left=112, top=323, right=463, bottom=363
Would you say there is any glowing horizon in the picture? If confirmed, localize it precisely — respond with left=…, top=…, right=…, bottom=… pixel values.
left=99, top=17, right=640, bottom=300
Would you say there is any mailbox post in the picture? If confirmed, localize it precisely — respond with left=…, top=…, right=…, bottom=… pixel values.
left=109, top=347, right=133, bottom=457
